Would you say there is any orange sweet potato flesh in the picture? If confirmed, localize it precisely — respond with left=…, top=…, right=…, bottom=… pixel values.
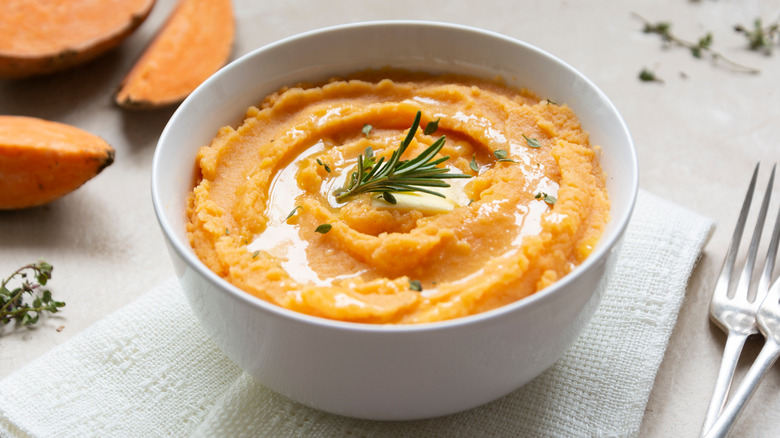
left=0, top=116, right=115, bottom=209
left=115, top=0, right=234, bottom=109
left=0, top=0, right=155, bottom=79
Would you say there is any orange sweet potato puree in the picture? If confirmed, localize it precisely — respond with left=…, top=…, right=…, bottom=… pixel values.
left=186, top=71, right=609, bottom=324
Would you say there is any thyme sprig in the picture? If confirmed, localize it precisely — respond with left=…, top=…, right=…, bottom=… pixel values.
left=334, top=111, right=471, bottom=203
left=633, top=13, right=760, bottom=74
left=735, top=17, right=780, bottom=55
left=1, top=261, right=64, bottom=327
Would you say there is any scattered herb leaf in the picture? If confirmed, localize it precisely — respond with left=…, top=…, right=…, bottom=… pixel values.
left=252, top=250, right=260, bottom=259
left=1, top=261, right=64, bottom=327
left=523, top=134, right=542, bottom=148
left=545, top=99, right=558, bottom=105
left=469, top=154, right=479, bottom=173
left=639, top=68, right=664, bottom=83
left=315, top=158, right=332, bottom=173
left=424, top=117, right=440, bottom=135
left=315, top=224, right=332, bottom=234
left=535, top=192, right=557, bottom=205
left=334, top=111, right=471, bottom=203
left=362, top=124, right=373, bottom=138
left=409, top=280, right=422, bottom=291
left=493, top=149, right=517, bottom=163
left=691, top=32, right=713, bottom=58
left=382, top=192, right=397, bottom=204
left=285, top=206, right=302, bottom=221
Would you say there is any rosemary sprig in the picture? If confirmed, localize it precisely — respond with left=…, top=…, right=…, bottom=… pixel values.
left=633, top=13, right=760, bottom=74
left=1, top=261, right=64, bottom=327
left=334, top=111, right=471, bottom=203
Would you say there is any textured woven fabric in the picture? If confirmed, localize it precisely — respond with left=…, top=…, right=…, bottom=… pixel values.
left=0, top=190, right=714, bottom=438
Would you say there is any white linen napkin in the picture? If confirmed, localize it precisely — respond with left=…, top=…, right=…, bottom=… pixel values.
left=0, top=190, right=714, bottom=438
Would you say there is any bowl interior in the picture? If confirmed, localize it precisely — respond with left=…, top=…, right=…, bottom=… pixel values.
left=152, top=20, right=638, bottom=327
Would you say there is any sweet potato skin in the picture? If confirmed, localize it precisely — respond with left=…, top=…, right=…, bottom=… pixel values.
left=0, top=0, right=155, bottom=79
left=115, top=0, right=234, bottom=109
left=0, top=116, right=115, bottom=209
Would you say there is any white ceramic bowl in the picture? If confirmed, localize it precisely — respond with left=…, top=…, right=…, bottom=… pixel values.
left=152, top=21, right=638, bottom=420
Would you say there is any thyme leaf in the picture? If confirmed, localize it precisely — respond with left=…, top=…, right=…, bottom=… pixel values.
left=639, top=68, right=664, bottom=83
left=424, top=117, right=440, bottom=135
left=523, top=134, right=542, bottom=148
left=493, top=149, right=509, bottom=159
left=494, top=149, right=517, bottom=163
left=316, top=158, right=331, bottom=173
left=535, top=192, right=557, bottom=205
left=285, top=206, right=302, bottom=221
left=469, top=154, right=479, bottom=172
left=315, top=224, right=332, bottom=234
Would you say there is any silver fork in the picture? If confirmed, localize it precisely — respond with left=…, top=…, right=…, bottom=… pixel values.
left=704, top=275, right=780, bottom=437
left=700, top=162, right=780, bottom=435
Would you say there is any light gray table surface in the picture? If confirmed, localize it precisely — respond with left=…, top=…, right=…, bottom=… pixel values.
left=2, top=1, right=780, bottom=436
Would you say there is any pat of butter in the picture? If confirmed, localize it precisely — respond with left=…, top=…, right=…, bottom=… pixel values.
left=371, top=191, right=459, bottom=214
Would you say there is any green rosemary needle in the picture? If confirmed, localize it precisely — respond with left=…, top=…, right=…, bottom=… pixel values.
left=334, top=111, right=471, bottom=203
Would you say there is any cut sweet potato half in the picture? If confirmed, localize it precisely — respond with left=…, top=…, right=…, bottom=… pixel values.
left=0, top=0, right=155, bottom=79
left=115, top=0, right=234, bottom=109
left=0, top=116, right=115, bottom=209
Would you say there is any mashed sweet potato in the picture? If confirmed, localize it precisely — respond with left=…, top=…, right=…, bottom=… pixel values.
left=186, top=70, right=609, bottom=324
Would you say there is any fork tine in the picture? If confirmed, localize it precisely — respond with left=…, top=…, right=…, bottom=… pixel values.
left=756, top=165, right=780, bottom=298
left=712, top=163, right=760, bottom=300
left=733, top=164, right=775, bottom=301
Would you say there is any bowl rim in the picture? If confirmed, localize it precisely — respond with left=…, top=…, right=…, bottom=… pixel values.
left=151, top=19, right=639, bottom=334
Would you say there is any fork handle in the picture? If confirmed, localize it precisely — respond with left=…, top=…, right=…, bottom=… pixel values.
left=703, top=338, right=780, bottom=438
left=700, top=332, right=749, bottom=434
